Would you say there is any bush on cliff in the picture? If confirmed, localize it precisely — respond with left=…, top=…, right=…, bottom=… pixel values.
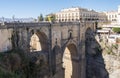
left=112, top=27, right=120, bottom=33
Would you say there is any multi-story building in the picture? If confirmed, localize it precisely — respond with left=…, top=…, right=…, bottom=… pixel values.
left=55, top=7, right=81, bottom=22
left=104, top=5, right=120, bottom=24
left=98, top=12, right=108, bottom=22
left=118, top=5, right=120, bottom=24
left=55, top=7, right=107, bottom=22
left=54, top=5, right=120, bottom=24
left=104, top=11, right=118, bottom=24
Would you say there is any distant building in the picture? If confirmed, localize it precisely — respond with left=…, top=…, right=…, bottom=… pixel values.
left=118, top=5, right=120, bottom=24
left=98, top=12, right=108, bottom=23
left=104, top=11, right=118, bottom=24
left=55, top=7, right=107, bottom=22
left=104, top=5, right=120, bottom=24
left=108, top=34, right=120, bottom=44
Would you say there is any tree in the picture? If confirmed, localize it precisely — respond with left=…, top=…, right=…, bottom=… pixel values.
left=112, top=27, right=120, bottom=33
left=44, top=16, right=49, bottom=21
left=38, top=14, right=44, bottom=22
left=45, top=14, right=56, bottom=22
left=50, top=14, right=56, bottom=22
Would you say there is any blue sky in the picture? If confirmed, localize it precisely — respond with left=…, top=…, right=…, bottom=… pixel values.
left=0, top=0, right=120, bottom=18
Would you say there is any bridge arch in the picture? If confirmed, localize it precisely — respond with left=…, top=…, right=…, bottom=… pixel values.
left=62, top=42, right=79, bottom=78
left=30, top=30, right=49, bottom=52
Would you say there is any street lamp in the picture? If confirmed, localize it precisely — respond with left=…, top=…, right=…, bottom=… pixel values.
left=1, top=16, right=5, bottom=25
left=12, top=15, right=15, bottom=22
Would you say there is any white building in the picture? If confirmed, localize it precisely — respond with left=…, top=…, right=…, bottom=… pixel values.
left=118, top=5, right=120, bottom=24
left=55, top=7, right=107, bottom=22
left=104, top=5, right=120, bottom=24
left=104, top=11, right=118, bottom=24
left=98, top=12, right=108, bottom=23
left=108, top=34, right=120, bottom=44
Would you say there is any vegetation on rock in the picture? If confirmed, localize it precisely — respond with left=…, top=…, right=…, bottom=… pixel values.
left=112, top=27, right=120, bottom=33
left=0, top=49, right=48, bottom=78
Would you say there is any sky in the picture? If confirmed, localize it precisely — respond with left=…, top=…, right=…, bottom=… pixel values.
left=0, top=0, right=120, bottom=18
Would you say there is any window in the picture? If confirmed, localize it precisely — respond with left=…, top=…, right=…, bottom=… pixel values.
left=112, top=15, right=114, bottom=18
left=72, top=13, right=74, bottom=16
left=65, top=14, right=67, bottom=17
left=109, top=15, right=111, bottom=18
left=62, top=14, right=64, bottom=17
left=76, top=13, right=78, bottom=16
left=59, top=14, right=61, bottom=17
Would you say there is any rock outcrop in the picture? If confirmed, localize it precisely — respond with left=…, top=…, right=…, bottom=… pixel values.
left=103, top=54, right=120, bottom=78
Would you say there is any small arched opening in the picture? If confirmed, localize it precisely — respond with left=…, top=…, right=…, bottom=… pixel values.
left=30, top=31, right=48, bottom=52
left=30, top=33, right=41, bottom=52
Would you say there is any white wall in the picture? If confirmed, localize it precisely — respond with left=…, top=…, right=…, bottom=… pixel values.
left=118, top=5, right=120, bottom=24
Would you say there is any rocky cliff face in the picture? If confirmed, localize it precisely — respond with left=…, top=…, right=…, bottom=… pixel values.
left=103, top=54, right=120, bottom=78
left=86, top=39, right=109, bottom=78
left=96, top=35, right=120, bottom=78
left=85, top=31, right=109, bottom=78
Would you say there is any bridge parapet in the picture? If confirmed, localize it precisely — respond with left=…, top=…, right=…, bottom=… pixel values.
left=0, top=21, right=96, bottom=28
left=52, top=22, right=80, bottom=26
left=0, top=22, right=80, bottom=29
left=0, top=22, right=51, bottom=29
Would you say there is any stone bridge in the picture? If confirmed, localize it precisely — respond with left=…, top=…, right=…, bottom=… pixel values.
left=0, top=22, right=108, bottom=78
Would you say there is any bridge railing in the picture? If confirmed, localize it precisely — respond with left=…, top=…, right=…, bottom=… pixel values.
left=0, top=22, right=51, bottom=28
left=0, top=21, right=96, bottom=29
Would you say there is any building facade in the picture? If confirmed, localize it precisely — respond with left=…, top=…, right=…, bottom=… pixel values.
left=55, top=7, right=107, bottom=22
left=104, top=5, right=120, bottom=24
left=104, top=11, right=118, bottom=24
left=118, top=5, right=120, bottom=24
left=98, top=12, right=108, bottom=22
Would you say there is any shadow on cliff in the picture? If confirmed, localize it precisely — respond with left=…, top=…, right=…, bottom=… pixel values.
left=85, top=28, right=109, bottom=78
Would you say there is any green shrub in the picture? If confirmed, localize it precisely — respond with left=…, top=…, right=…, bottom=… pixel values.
left=97, top=27, right=102, bottom=30
left=112, top=27, right=120, bottom=33
left=112, top=44, right=118, bottom=49
left=106, top=46, right=116, bottom=55
left=0, top=67, right=20, bottom=78
left=0, top=49, right=46, bottom=78
left=0, top=49, right=28, bottom=78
